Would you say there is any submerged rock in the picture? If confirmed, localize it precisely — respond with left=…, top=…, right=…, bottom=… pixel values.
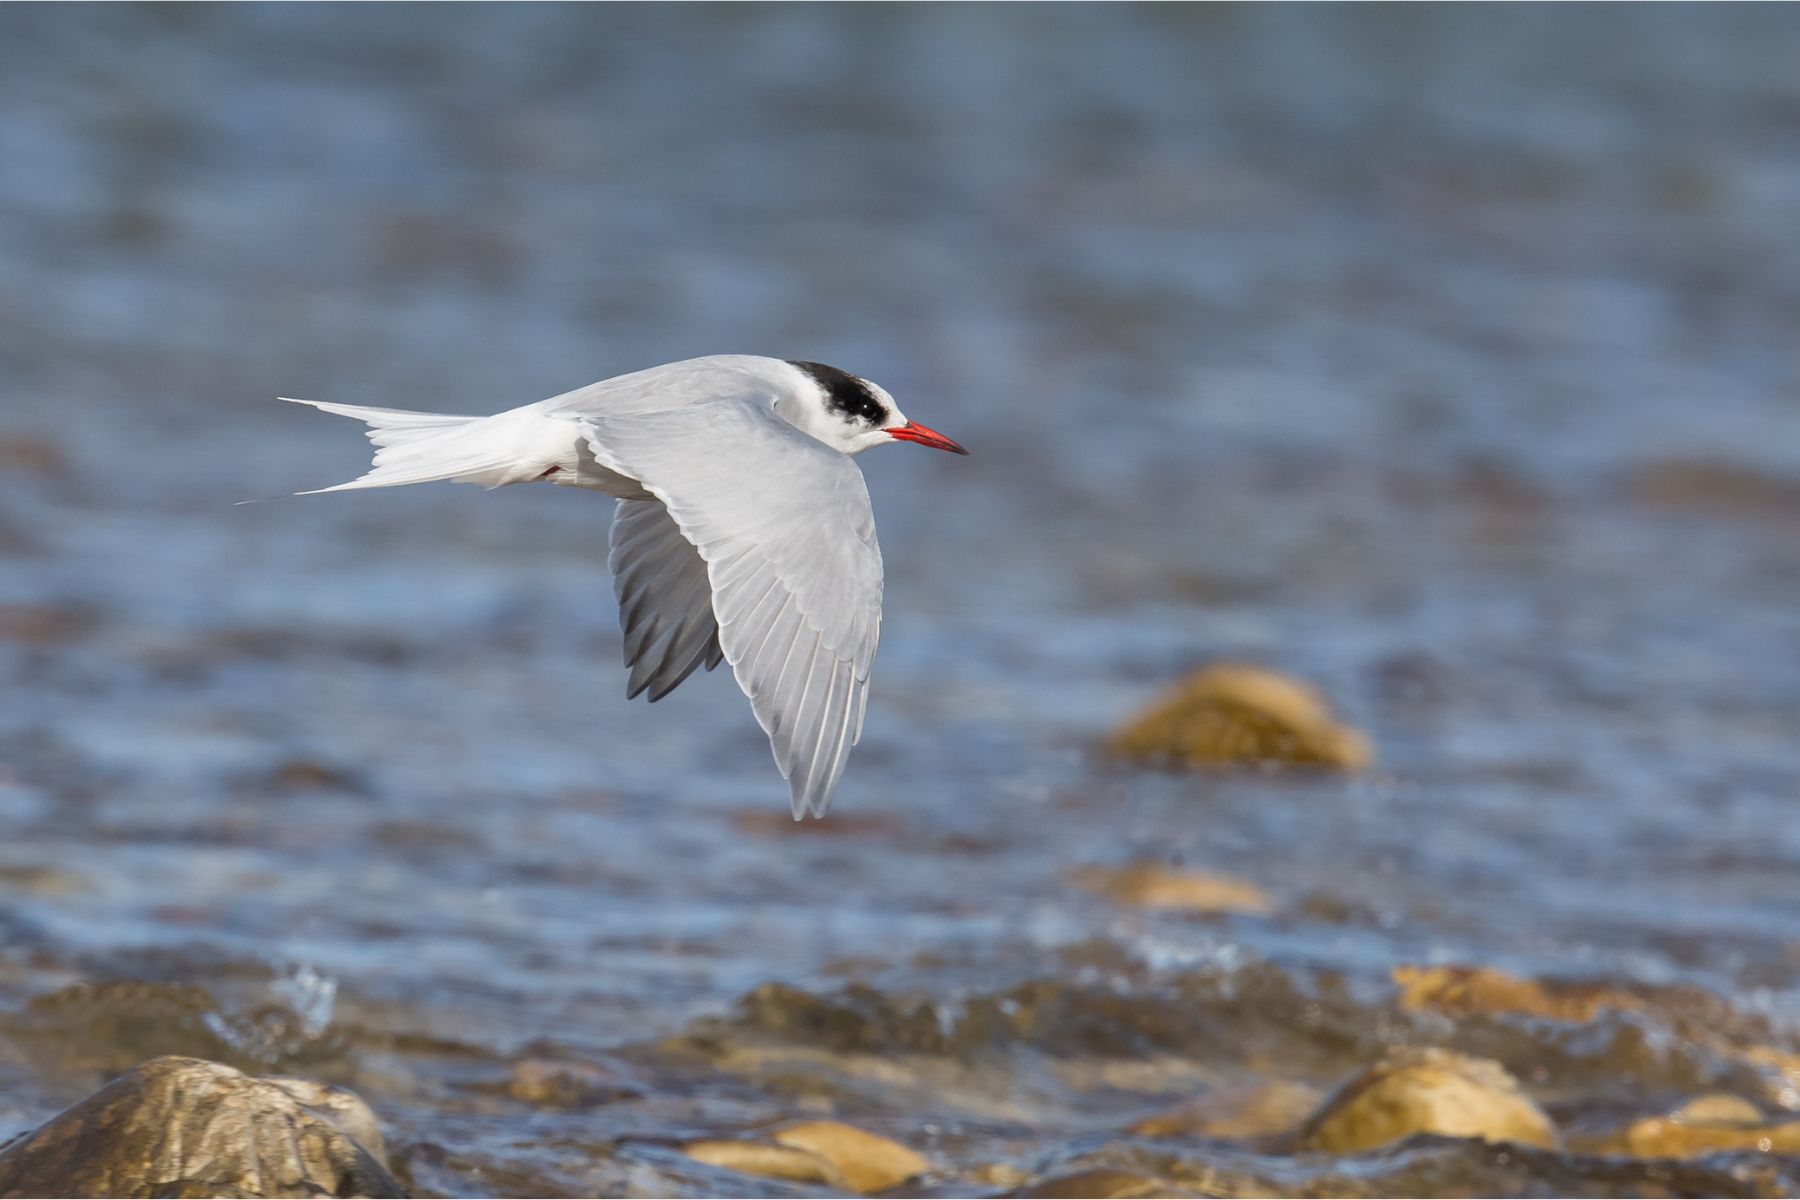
left=11, top=978, right=345, bottom=1083
left=0, top=1056, right=401, bottom=1198
left=1569, top=1093, right=1800, bottom=1160
left=1738, top=1044, right=1800, bottom=1102
left=1312, top=1135, right=1795, bottom=1198
left=1129, top=1079, right=1322, bottom=1140
left=1669, top=1094, right=1765, bottom=1125
left=969, top=1162, right=1032, bottom=1190
left=1391, top=963, right=1641, bottom=1023
left=681, top=1138, right=845, bottom=1189
left=1298, top=1046, right=1556, bottom=1154
left=1006, top=1167, right=1193, bottom=1198
left=506, top=1058, right=637, bottom=1108
left=1108, top=663, right=1371, bottom=772
left=1070, top=863, right=1271, bottom=914
left=683, top=1121, right=927, bottom=1195
left=770, top=1120, right=929, bottom=1194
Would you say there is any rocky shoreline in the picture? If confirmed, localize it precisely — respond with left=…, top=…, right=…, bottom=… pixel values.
left=4, top=669, right=1799, bottom=1196
left=8, top=960, right=1800, bottom=1200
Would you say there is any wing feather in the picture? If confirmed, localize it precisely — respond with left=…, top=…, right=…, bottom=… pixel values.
left=607, top=499, right=725, bottom=702
left=582, top=399, right=883, bottom=818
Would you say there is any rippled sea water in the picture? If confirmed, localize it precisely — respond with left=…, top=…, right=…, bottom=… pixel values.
left=2, top=5, right=1800, bottom=1196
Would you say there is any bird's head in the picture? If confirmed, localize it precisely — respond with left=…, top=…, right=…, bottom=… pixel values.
left=782, top=360, right=969, bottom=458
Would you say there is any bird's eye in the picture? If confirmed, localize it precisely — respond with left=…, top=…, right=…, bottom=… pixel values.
left=841, top=393, right=884, bottom=427
left=788, top=361, right=890, bottom=429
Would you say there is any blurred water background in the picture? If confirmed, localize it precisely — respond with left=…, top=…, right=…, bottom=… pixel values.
left=2, top=4, right=1800, bottom=1195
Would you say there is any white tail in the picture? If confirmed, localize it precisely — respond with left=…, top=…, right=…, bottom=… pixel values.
left=282, top=398, right=538, bottom=493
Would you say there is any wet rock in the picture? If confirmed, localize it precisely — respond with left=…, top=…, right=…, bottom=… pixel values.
left=1737, top=1045, right=1800, bottom=1106
left=969, top=1162, right=1031, bottom=1190
left=1327, top=1134, right=1794, bottom=1198
left=1071, top=863, right=1271, bottom=914
left=691, top=963, right=1342, bottom=1063
left=1007, top=1167, right=1192, bottom=1198
left=704, top=982, right=922, bottom=1056
left=1389, top=965, right=1800, bottom=1101
left=1392, top=964, right=1641, bottom=1023
left=0, top=1055, right=402, bottom=1198
left=770, top=1120, right=929, bottom=1193
left=506, top=1058, right=636, bottom=1108
left=1108, top=663, right=1371, bottom=772
left=1670, top=1093, right=1765, bottom=1125
left=13, top=980, right=228, bottom=1077
left=679, top=1121, right=927, bottom=1195
left=1129, top=1079, right=1322, bottom=1140
left=1569, top=1093, right=1800, bottom=1159
left=261, top=1075, right=388, bottom=1169
left=1004, top=1145, right=1287, bottom=1199
left=11, top=978, right=344, bottom=1080
left=680, top=1138, right=845, bottom=1190
left=1298, top=1046, right=1557, bottom=1154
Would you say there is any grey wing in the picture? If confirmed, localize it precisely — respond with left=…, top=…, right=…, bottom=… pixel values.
left=607, top=498, right=724, bottom=702
left=581, top=401, right=883, bottom=819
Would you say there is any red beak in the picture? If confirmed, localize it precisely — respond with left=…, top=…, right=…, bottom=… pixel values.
left=886, top=420, right=969, bottom=456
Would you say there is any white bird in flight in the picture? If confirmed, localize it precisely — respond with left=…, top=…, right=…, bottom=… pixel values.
left=282, top=355, right=967, bottom=819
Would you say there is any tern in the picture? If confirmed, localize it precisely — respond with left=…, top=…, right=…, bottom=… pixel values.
left=282, top=355, right=967, bottom=819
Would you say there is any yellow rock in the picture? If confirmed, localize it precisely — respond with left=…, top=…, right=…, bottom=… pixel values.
left=969, top=1162, right=1032, bottom=1190
left=1569, top=1095, right=1800, bottom=1160
left=1393, top=969, right=1800, bottom=1120
left=1671, top=1094, right=1764, bottom=1126
left=506, top=1058, right=625, bottom=1107
left=1741, top=1045, right=1800, bottom=1075
left=681, top=1138, right=844, bottom=1189
left=1009, top=1167, right=1191, bottom=1198
left=1392, top=964, right=1639, bottom=1023
left=1298, top=1046, right=1556, bottom=1154
left=1108, top=664, right=1371, bottom=772
left=1734, top=1045, right=1800, bottom=1111
left=1071, top=863, right=1271, bottom=914
left=770, top=1120, right=929, bottom=1194
left=1583, top=1116, right=1800, bottom=1159
left=1130, top=1079, right=1322, bottom=1139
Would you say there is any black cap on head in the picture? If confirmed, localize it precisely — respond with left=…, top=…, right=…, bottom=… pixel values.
left=787, top=360, right=890, bottom=428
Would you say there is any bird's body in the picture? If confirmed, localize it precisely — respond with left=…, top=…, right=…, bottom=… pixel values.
left=283, top=355, right=966, bottom=819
